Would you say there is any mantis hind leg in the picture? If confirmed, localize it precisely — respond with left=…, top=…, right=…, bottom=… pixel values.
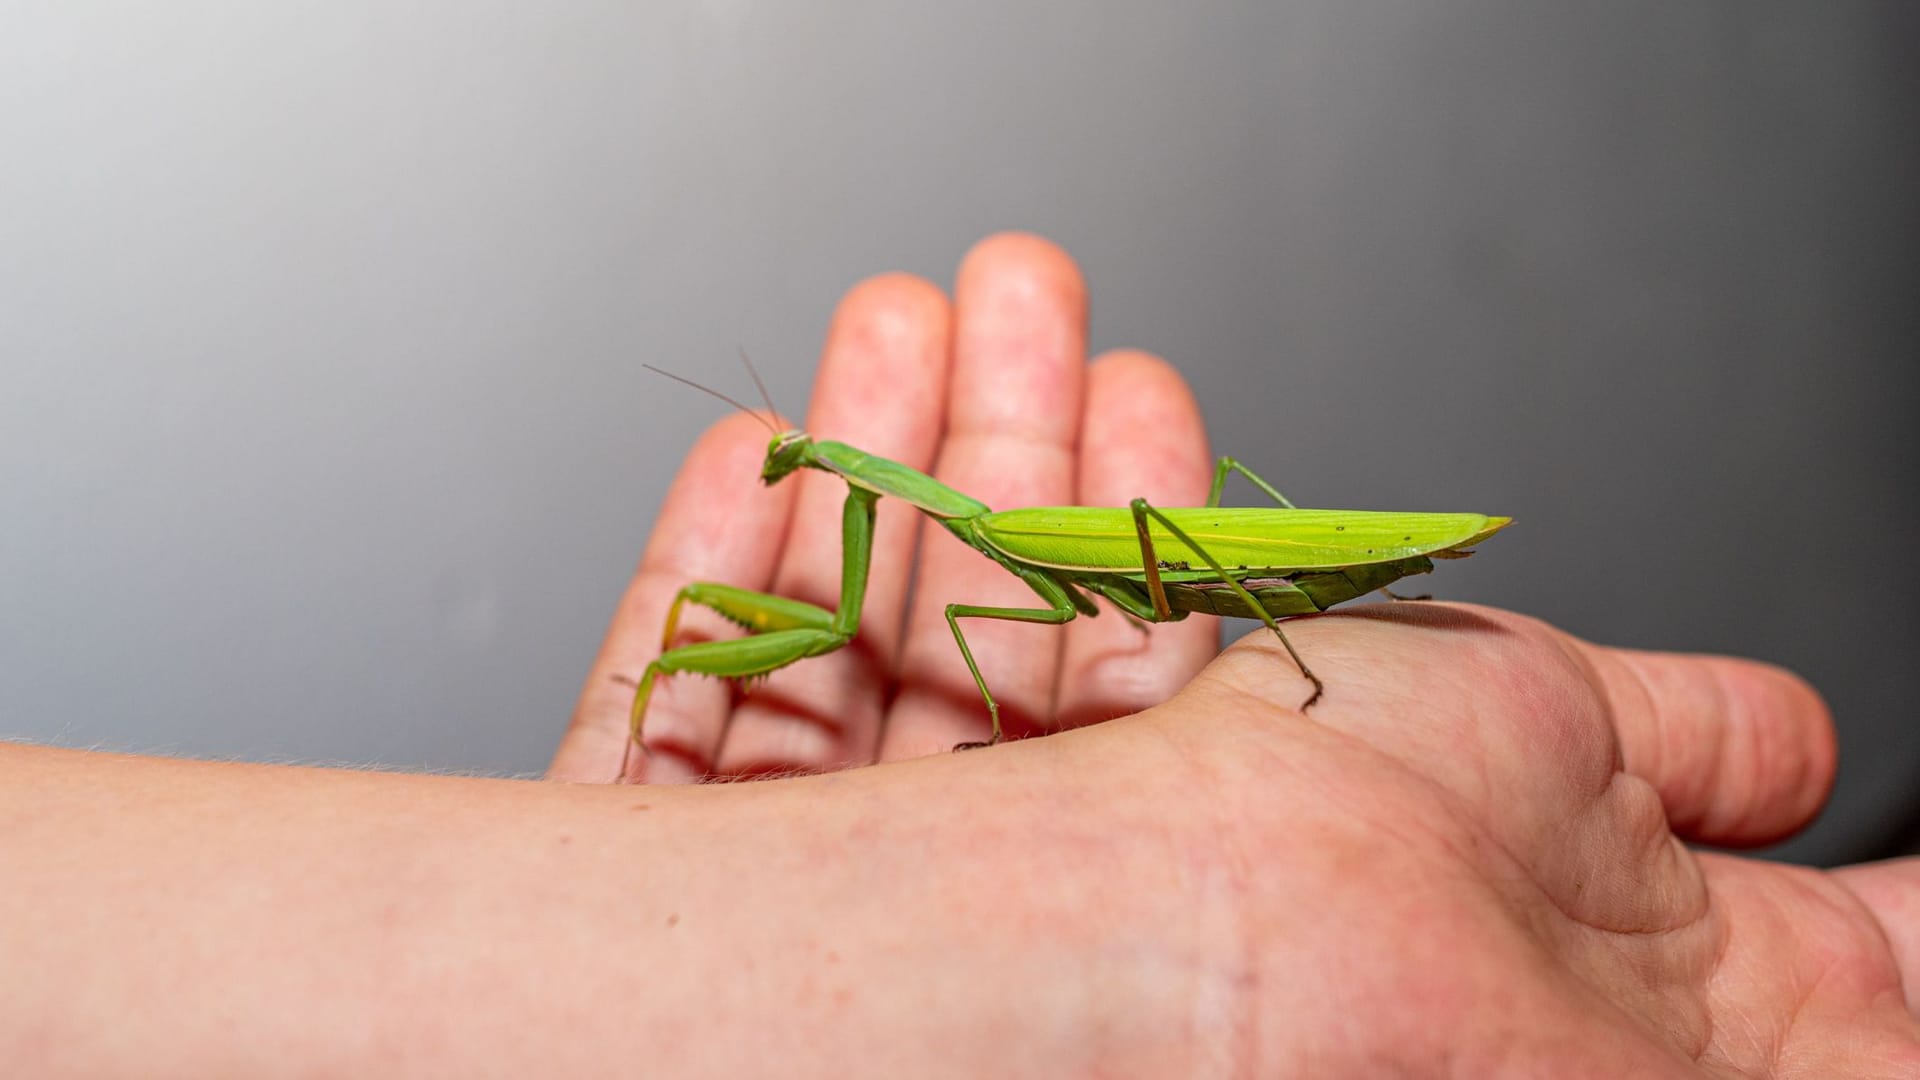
left=1207, top=458, right=1378, bottom=612
left=1207, top=456, right=1297, bottom=509
left=1129, top=497, right=1325, bottom=710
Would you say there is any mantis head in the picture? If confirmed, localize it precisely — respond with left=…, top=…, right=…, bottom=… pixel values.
left=761, top=430, right=813, bottom=485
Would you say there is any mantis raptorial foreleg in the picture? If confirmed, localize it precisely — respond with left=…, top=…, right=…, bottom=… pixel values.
left=659, top=583, right=837, bottom=646
left=623, top=488, right=878, bottom=773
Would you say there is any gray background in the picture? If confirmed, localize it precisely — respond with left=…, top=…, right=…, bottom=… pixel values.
left=3, top=3, right=1915, bottom=864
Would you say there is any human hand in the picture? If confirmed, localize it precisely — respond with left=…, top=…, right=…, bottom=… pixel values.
left=547, top=232, right=1916, bottom=1073
left=1086, top=605, right=1919, bottom=1074
left=765, top=597, right=1909, bottom=1075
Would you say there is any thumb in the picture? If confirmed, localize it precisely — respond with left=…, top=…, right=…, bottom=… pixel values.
left=1590, top=647, right=1837, bottom=847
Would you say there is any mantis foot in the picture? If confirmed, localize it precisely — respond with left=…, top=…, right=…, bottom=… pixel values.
left=1298, top=670, right=1325, bottom=712
left=951, top=734, right=1004, bottom=752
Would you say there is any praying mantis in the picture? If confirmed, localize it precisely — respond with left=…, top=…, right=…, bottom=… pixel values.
left=623, top=365, right=1510, bottom=773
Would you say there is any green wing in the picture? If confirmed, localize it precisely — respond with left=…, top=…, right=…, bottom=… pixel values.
left=975, top=507, right=1510, bottom=572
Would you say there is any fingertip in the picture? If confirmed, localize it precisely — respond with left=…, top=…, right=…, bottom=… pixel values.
left=956, top=232, right=1087, bottom=308
left=831, top=271, right=951, bottom=353
left=811, top=271, right=952, bottom=444
left=1088, top=347, right=1179, bottom=375
left=1080, top=350, right=1212, bottom=502
left=1696, top=654, right=1836, bottom=844
left=1088, top=348, right=1198, bottom=403
left=1085, top=349, right=1210, bottom=453
left=1723, top=656, right=1838, bottom=821
left=1612, top=649, right=1837, bottom=847
left=944, top=231, right=1089, bottom=446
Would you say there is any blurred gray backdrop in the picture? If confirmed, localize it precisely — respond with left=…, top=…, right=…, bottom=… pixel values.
left=3, top=3, right=1915, bottom=864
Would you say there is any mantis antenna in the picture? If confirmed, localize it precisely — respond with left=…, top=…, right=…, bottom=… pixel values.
left=642, top=364, right=781, bottom=434
left=736, top=348, right=789, bottom=430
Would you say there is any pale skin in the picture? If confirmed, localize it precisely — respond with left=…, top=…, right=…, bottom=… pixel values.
left=3, top=234, right=1916, bottom=1077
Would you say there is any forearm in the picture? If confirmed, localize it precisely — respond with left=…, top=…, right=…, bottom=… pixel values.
left=0, top=740, right=1192, bottom=1077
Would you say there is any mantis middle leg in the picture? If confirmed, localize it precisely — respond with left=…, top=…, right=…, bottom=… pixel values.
left=943, top=562, right=1081, bottom=749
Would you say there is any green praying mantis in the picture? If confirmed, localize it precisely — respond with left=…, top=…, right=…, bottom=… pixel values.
left=622, top=364, right=1510, bottom=774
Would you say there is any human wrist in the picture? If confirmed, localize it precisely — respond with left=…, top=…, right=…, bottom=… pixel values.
left=862, top=726, right=1254, bottom=1075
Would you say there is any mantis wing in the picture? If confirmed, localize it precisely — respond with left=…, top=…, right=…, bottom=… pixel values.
left=976, top=507, right=1511, bottom=572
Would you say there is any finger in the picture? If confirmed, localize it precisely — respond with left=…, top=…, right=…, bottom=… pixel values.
left=1588, top=646, right=1837, bottom=847
left=1834, top=857, right=1920, bottom=1017
left=1053, top=351, right=1218, bottom=728
left=548, top=413, right=798, bottom=785
left=881, top=233, right=1088, bottom=758
left=714, top=274, right=952, bottom=774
